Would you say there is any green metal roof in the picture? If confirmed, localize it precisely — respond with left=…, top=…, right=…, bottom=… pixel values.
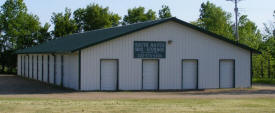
left=16, top=17, right=260, bottom=54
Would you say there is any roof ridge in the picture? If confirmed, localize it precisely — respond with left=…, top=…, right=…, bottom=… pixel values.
left=69, top=17, right=173, bottom=36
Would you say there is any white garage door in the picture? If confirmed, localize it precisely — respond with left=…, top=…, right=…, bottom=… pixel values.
left=220, top=60, right=234, bottom=88
left=43, top=55, right=48, bottom=83
left=182, top=60, right=198, bottom=89
left=38, top=55, right=43, bottom=81
left=22, top=55, right=25, bottom=77
left=55, top=55, right=62, bottom=86
left=17, top=55, right=21, bottom=76
left=101, top=60, right=118, bottom=91
left=33, top=55, right=38, bottom=80
left=49, top=55, right=55, bottom=84
left=26, top=56, right=29, bottom=78
left=29, top=55, right=33, bottom=79
left=142, top=60, right=159, bottom=90
left=25, top=55, right=28, bottom=77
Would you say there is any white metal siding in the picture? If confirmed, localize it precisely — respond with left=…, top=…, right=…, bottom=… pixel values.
left=49, top=55, right=55, bottom=84
left=142, top=60, right=158, bottom=90
left=63, top=53, right=79, bottom=90
left=100, top=60, right=118, bottom=91
left=27, top=55, right=30, bottom=78
left=55, top=55, right=62, bottom=86
left=23, top=55, right=25, bottom=77
left=43, top=55, right=48, bottom=82
left=33, top=54, right=38, bottom=80
left=21, top=55, right=24, bottom=77
left=38, top=55, right=43, bottom=81
left=17, top=55, right=21, bottom=76
left=182, top=60, right=198, bottom=89
left=29, top=55, right=33, bottom=79
left=22, top=55, right=25, bottom=77
left=81, top=21, right=251, bottom=90
left=220, top=60, right=234, bottom=88
left=25, top=55, right=28, bottom=78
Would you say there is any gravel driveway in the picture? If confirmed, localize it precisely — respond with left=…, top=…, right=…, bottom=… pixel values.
left=0, top=74, right=275, bottom=100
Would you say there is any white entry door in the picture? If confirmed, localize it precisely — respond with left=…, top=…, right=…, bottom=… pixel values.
left=142, top=60, right=159, bottom=90
left=220, top=60, right=234, bottom=88
left=182, top=60, right=198, bottom=89
left=101, top=60, right=118, bottom=91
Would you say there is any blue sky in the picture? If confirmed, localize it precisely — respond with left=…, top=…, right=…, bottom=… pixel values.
left=0, top=0, right=274, bottom=32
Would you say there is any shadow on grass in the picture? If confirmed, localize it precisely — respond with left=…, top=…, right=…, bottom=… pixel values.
left=0, top=74, right=75, bottom=95
left=1, top=74, right=275, bottom=96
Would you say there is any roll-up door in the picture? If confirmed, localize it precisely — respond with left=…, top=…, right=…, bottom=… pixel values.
left=49, top=55, right=55, bottom=84
left=182, top=60, right=198, bottom=89
left=24, top=55, right=27, bottom=77
left=43, top=55, right=48, bottom=82
left=17, top=55, right=21, bottom=76
left=21, top=55, right=26, bottom=77
left=142, top=59, right=159, bottom=90
left=29, top=55, right=33, bottom=79
left=220, top=60, right=235, bottom=88
left=38, top=55, right=43, bottom=81
left=33, top=55, right=38, bottom=80
left=55, top=55, right=62, bottom=86
left=100, top=59, right=118, bottom=91
left=27, top=55, right=29, bottom=78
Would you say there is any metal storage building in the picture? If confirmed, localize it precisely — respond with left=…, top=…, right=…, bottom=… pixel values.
left=16, top=17, right=259, bottom=91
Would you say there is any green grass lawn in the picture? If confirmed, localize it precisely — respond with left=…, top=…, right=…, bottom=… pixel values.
left=253, top=78, right=275, bottom=85
left=0, top=98, right=274, bottom=113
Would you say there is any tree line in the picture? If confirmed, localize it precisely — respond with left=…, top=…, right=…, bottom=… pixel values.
left=192, top=2, right=275, bottom=79
left=0, top=0, right=274, bottom=80
left=51, top=4, right=172, bottom=37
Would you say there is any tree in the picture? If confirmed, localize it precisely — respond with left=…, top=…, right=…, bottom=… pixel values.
left=36, top=23, right=51, bottom=44
left=0, top=0, right=27, bottom=50
left=0, top=0, right=50, bottom=73
left=263, top=10, right=275, bottom=39
left=123, top=7, right=157, bottom=25
left=273, top=10, right=275, bottom=37
left=159, top=5, right=172, bottom=19
left=238, top=15, right=262, bottom=49
left=193, top=1, right=234, bottom=40
left=73, top=4, right=121, bottom=32
left=252, top=11, right=275, bottom=79
left=51, top=8, right=78, bottom=38
left=1, top=0, right=49, bottom=49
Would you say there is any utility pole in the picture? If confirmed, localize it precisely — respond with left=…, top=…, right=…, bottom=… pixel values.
left=227, top=0, right=242, bottom=41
